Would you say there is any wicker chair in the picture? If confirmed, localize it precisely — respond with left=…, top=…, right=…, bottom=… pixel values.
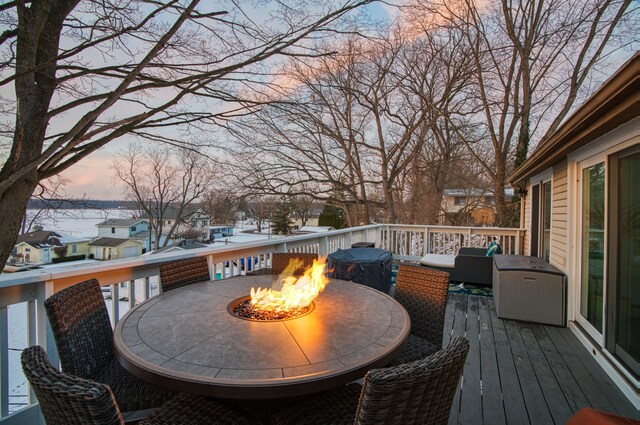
left=21, top=346, right=251, bottom=425
left=247, top=252, right=318, bottom=275
left=159, top=256, right=210, bottom=293
left=44, top=279, right=175, bottom=412
left=390, top=264, right=450, bottom=365
left=272, top=337, right=470, bottom=425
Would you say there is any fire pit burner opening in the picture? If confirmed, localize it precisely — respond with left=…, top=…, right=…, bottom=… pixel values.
left=228, top=296, right=315, bottom=321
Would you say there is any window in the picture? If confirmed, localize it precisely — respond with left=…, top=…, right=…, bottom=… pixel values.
left=111, top=227, right=115, bottom=234
left=71, top=244, right=77, bottom=253
left=530, top=177, right=552, bottom=261
left=131, top=226, right=136, bottom=232
left=454, top=196, right=466, bottom=205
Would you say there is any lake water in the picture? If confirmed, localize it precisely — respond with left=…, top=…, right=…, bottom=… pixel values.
left=25, top=208, right=138, bottom=238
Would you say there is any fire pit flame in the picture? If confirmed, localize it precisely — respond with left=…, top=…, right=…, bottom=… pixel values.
left=249, top=257, right=329, bottom=313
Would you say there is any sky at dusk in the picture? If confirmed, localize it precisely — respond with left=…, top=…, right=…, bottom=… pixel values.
left=49, top=1, right=396, bottom=201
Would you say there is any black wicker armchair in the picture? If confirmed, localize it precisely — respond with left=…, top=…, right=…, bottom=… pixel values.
left=247, top=252, right=318, bottom=275
left=21, top=346, right=251, bottom=425
left=390, top=264, right=450, bottom=365
left=158, top=256, right=210, bottom=293
left=272, top=337, right=470, bottom=425
left=44, top=279, right=175, bottom=412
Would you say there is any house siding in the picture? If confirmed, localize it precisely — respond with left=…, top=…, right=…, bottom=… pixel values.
left=550, top=159, right=568, bottom=271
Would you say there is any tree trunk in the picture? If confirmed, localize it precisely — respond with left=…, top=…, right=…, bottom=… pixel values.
left=0, top=175, right=39, bottom=267
left=493, top=164, right=507, bottom=227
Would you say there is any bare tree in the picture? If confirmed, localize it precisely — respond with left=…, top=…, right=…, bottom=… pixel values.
left=291, top=195, right=317, bottom=227
left=201, top=190, right=243, bottom=225
left=229, top=31, right=434, bottom=224
left=406, top=0, right=638, bottom=225
left=20, top=175, right=88, bottom=234
left=394, top=27, right=478, bottom=224
left=112, top=143, right=215, bottom=247
left=0, top=0, right=372, bottom=269
left=246, top=196, right=275, bottom=234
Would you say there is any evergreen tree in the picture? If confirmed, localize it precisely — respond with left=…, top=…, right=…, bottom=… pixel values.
left=271, top=195, right=294, bottom=235
left=318, top=204, right=345, bottom=229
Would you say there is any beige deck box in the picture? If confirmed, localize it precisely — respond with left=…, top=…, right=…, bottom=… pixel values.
left=493, top=255, right=566, bottom=326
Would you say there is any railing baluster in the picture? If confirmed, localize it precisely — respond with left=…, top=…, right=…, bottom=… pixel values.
left=111, top=284, right=119, bottom=327
left=144, top=277, right=151, bottom=300
left=128, top=280, right=136, bottom=309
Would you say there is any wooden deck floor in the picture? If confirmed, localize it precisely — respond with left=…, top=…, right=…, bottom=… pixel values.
left=444, top=292, right=639, bottom=424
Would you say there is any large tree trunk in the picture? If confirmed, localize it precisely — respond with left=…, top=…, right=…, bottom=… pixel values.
left=493, top=164, right=507, bottom=227
left=0, top=177, right=39, bottom=267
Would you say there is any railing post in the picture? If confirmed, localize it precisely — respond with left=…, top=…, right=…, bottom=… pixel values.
left=344, top=231, right=352, bottom=249
left=319, top=236, right=329, bottom=257
left=0, top=305, right=8, bottom=417
left=206, top=255, right=215, bottom=280
left=424, top=226, right=430, bottom=255
left=36, top=281, right=57, bottom=366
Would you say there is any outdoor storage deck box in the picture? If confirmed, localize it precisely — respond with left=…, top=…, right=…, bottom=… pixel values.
left=493, top=255, right=566, bottom=326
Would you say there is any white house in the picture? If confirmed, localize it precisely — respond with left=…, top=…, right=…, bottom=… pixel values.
left=510, top=53, right=639, bottom=407
left=96, top=218, right=149, bottom=238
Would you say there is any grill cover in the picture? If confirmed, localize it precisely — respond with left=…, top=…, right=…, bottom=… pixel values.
left=328, top=248, right=392, bottom=293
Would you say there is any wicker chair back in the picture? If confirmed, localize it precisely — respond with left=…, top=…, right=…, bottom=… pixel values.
left=44, top=278, right=114, bottom=379
left=21, top=345, right=124, bottom=425
left=356, top=336, right=469, bottom=425
left=159, top=257, right=210, bottom=293
left=395, top=264, right=450, bottom=348
left=271, top=252, right=319, bottom=275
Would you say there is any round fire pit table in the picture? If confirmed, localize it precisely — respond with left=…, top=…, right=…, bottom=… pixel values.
left=114, top=275, right=410, bottom=400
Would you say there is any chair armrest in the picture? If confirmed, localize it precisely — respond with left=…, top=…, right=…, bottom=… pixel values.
left=458, top=247, right=486, bottom=256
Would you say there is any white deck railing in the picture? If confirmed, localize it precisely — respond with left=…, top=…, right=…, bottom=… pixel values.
left=0, top=224, right=523, bottom=424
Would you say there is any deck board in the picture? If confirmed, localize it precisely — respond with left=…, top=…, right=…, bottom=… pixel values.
left=444, top=292, right=639, bottom=424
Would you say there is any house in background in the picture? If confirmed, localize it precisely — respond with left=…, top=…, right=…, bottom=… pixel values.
left=141, top=206, right=211, bottom=239
left=88, top=237, right=145, bottom=260
left=96, top=218, right=149, bottom=238
left=440, top=188, right=514, bottom=226
left=13, top=230, right=65, bottom=264
left=510, top=53, right=639, bottom=407
left=209, top=225, right=234, bottom=241
left=291, top=208, right=323, bottom=229
left=56, top=234, right=92, bottom=257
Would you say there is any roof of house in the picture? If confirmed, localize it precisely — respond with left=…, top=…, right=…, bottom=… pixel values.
left=510, top=52, right=639, bottom=185
left=129, top=231, right=151, bottom=241
left=57, top=235, right=92, bottom=244
left=88, top=237, right=132, bottom=247
left=151, top=239, right=206, bottom=254
left=16, top=231, right=65, bottom=249
left=96, top=218, right=147, bottom=227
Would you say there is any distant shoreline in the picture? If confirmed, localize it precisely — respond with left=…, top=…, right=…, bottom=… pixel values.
left=27, top=199, right=135, bottom=210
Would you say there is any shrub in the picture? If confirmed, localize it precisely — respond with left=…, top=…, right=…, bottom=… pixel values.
left=51, top=254, right=86, bottom=264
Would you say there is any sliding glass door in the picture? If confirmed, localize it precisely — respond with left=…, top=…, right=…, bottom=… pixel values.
left=579, top=162, right=605, bottom=335
left=608, top=148, right=640, bottom=377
